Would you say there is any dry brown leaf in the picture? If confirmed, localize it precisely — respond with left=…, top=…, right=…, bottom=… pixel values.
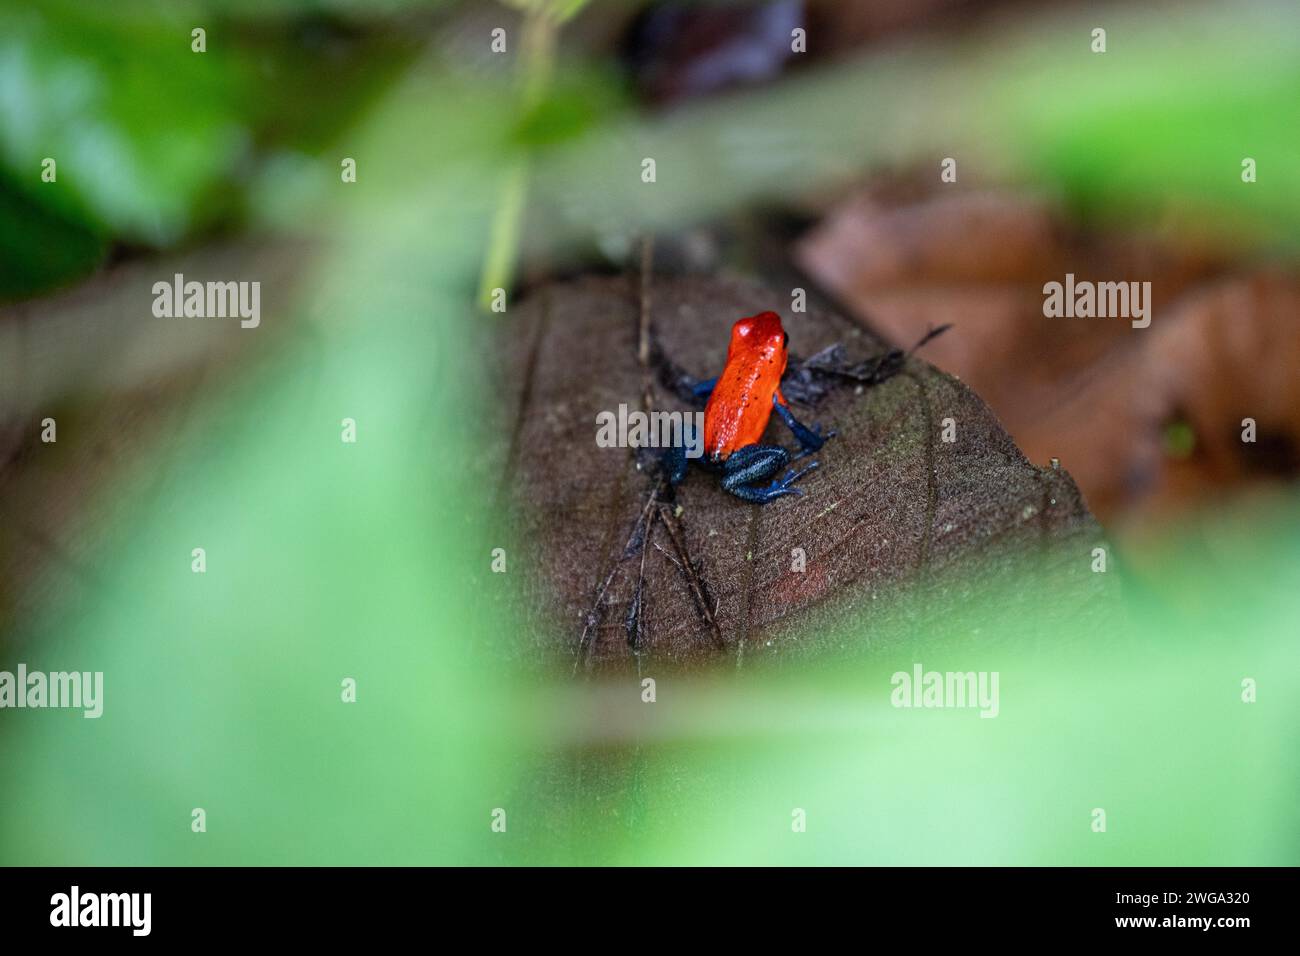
left=796, top=190, right=1299, bottom=535
left=494, top=274, right=1112, bottom=670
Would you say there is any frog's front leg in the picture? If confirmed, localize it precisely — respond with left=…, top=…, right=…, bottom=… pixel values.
left=720, top=445, right=819, bottom=504
left=688, top=375, right=717, bottom=401
left=659, top=419, right=701, bottom=486
left=773, top=393, right=834, bottom=457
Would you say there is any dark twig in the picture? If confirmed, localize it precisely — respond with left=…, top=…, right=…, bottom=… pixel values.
left=574, top=489, right=660, bottom=674
left=579, top=234, right=742, bottom=667
left=575, top=235, right=662, bottom=672
left=625, top=529, right=649, bottom=658
left=657, top=503, right=725, bottom=650
left=638, top=235, right=656, bottom=414
left=653, top=539, right=684, bottom=571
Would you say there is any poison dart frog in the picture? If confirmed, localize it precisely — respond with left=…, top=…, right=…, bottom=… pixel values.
left=664, top=311, right=832, bottom=504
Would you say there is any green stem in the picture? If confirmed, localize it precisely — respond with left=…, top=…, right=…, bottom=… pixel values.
left=477, top=4, right=561, bottom=313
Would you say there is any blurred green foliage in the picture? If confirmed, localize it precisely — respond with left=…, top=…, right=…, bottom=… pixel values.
left=1, top=0, right=1297, bottom=865
left=0, top=0, right=419, bottom=298
left=0, top=2, right=252, bottom=250
left=989, top=3, right=1300, bottom=246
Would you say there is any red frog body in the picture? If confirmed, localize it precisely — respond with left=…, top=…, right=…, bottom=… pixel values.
left=703, top=310, right=791, bottom=461
left=667, top=311, right=832, bottom=504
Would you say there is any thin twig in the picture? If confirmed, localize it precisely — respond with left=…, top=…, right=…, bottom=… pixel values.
left=476, top=4, right=562, bottom=311
left=573, top=489, right=659, bottom=674
left=625, top=525, right=650, bottom=665
left=653, top=539, right=684, bottom=571
left=657, top=503, right=725, bottom=650
left=638, top=234, right=656, bottom=415
left=576, top=231, right=731, bottom=666
left=625, top=232, right=658, bottom=664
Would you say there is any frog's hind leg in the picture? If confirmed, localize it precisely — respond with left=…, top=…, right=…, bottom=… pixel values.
left=720, top=445, right=819, bottom=504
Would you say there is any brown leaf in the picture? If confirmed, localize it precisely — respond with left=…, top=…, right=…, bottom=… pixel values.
left=796, top=190, right=1300, bottom=537
left=495, top=274, right=1111, bottom=670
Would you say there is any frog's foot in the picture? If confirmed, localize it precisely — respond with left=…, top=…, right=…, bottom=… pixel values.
left=746, top=462, right=821, bottom=503
left=757, top=460, right=820, bottom=497
left=792, top=425, right=836, bottom=461
left=779, top=461, right=820, bottom=486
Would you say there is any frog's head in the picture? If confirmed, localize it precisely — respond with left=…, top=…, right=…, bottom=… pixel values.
left=728, top=311, right=788, bottom=369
